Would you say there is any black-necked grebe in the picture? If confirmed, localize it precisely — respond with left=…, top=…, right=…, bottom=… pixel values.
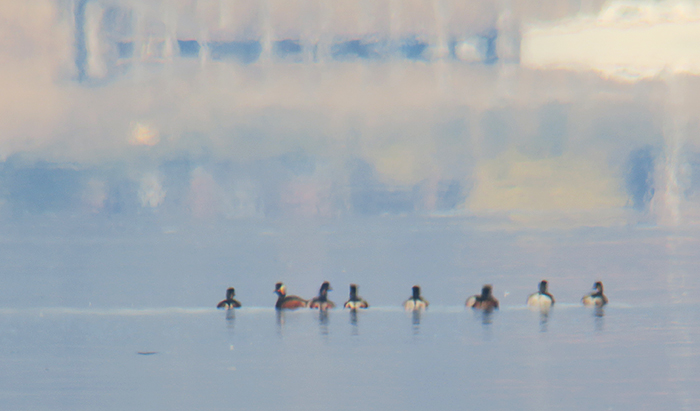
left=274, top=282, right=309, bottom=310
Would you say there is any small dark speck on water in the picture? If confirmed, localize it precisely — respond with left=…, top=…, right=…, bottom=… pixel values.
left=137, top=351, right=158, bottom=355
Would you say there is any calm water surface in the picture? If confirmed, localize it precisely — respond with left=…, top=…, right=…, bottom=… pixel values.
left=1, top=305, right=698, bottom=411
left=0, top=217, right=699, bottom=410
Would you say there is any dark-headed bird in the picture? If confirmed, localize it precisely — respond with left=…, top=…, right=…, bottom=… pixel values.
left=527, top=280, right=555, bottom=309
left=582, top=281, right=608, bottom=307
left=344, top=284, right=369, bottom=309
left=309, top=281, right=336, bottom=310
left=217, top=287, right=241, bottom=309
left=466, top=285, right=499, bottom=311
left=404, top=285, right=429, bottom=311
left=274, top=282, right=309, bottom=310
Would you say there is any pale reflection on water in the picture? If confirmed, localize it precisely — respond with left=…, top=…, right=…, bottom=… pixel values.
left=225, top=309, right=235, bottom=325
left=318, top=309, right=329, bottom=336
left=411, top=310, right=422, bottom=335
left=538, top=310, right=550, bottom=332
left=594, top=307, right=605, bottom=332
left=349, top=310, right=360, bottom=336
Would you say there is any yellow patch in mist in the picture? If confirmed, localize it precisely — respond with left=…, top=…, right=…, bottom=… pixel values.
left=468, top=150, right=625, bottom=211
left=129, top=123, right=160, bottom=146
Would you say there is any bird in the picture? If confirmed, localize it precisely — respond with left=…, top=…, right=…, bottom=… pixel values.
left=344, top=284, right=369, bottom=309
left=582, top=281, right=608, bottom=307
left=527, top=280, right=555, bottom=309
left=404, top=285, right=429, bottom=311
left=274, top=282, right=309, bottom=310
left=466, top=285, right=499, bottom=311
left=217, top=287, right=241, bottom=309
left=309, top=281, right=336, bottom=310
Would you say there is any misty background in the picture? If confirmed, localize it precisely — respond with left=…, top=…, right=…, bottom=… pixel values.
left=4, top=0, right=700, bottom=228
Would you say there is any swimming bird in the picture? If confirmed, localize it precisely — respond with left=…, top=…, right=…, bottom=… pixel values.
left=582, top=281, right=608, bottom=307
left=309, top=281, right=336, bottom=310
left=344, top=284, right=369, bottom=309
left=404, top=285, right=429, bottom=311
left=527, top=280, right=555, bottom=309
left=274, top=282, right=309, bottom=310
left=466, top=285, right=499, bottom=311
left=217, top=287, right=241, bottom=309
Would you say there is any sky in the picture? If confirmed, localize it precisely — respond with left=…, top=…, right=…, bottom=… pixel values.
left=1, top=0, right=700, bottom=228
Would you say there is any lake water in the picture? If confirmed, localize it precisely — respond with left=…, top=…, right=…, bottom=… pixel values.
left=1, top=217, right=699, bottom=410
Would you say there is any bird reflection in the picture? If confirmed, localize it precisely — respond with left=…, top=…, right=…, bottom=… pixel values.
left=225, top=309, right=236, bottom=329
left=349, top=310, right=360, bottom=336
left=473, top=311, right=494, bottom=341
left=276, top=310, right=285, bottom=337
left=318, top=309, right=329, bottom=336
left=349, top=309, right=358, bottom=326
left=539, top=311, right=549, bottom=333
left=412, top=310, right=422, bottom=335
left=594, top=306, right=605, bottom=331
left=479, top=310, right=494, bottom=325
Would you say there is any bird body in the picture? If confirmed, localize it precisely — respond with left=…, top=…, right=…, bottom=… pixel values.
left=217, top=287, right=241, bottom=309
left=309, top=281, right=336, bottom=310
left=466, top=285, right=499, bottom=311
left=344, top=284, right=369, bottom=309
left=404, top=285, right=429, bottom=311
left=582, top=281, right=608, bottom=307
left=527, top=280, right=555, bottom=309
left=274, top=283, right=309, bottom=310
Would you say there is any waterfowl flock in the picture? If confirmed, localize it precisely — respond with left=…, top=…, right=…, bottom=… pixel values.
left=218, top=280, right=608, bottom=311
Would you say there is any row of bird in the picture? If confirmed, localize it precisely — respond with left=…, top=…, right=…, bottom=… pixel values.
left=217, top=280, right=609, bottom=310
